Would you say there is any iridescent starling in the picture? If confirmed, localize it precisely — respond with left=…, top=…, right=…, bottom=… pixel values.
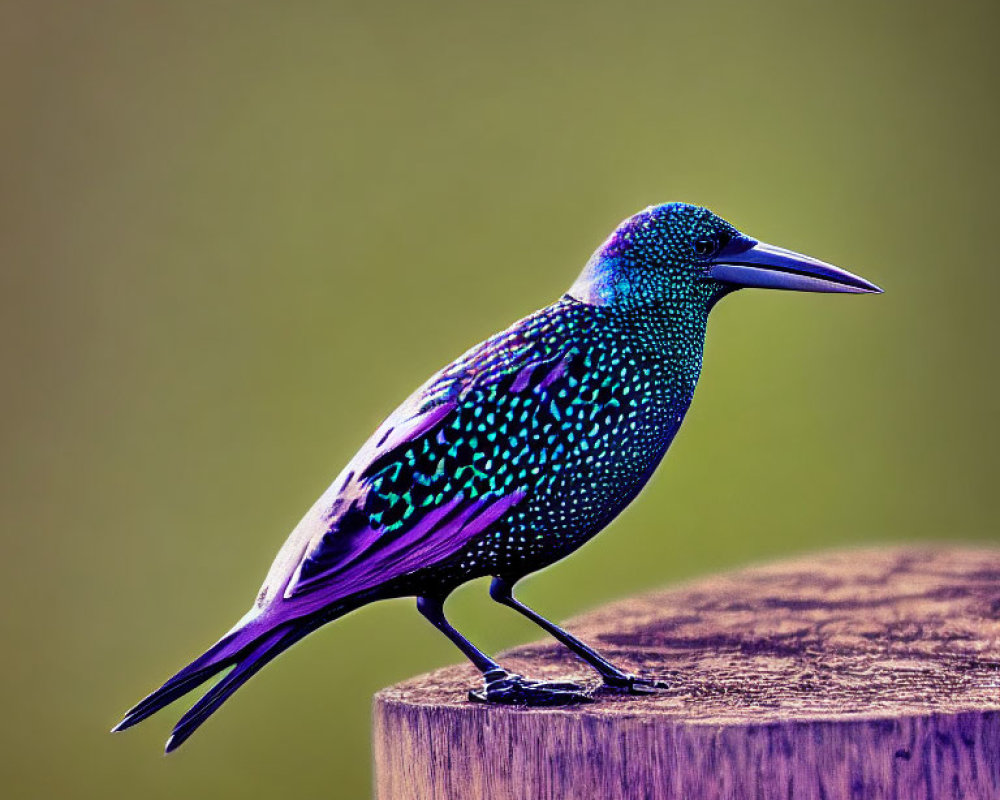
left=113, top=203, right=881, bottom=751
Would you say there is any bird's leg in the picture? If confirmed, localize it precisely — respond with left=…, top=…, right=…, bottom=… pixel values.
left=489, top=577, right=668, bottom=694
left=416, top=594, right=592, bottom=706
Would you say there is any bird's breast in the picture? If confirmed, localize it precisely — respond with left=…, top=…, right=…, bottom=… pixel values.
left=446, top=348, right=698, bottom=575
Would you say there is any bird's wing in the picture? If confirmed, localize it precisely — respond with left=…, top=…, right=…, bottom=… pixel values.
left=256, top=302, right=582, bottom=611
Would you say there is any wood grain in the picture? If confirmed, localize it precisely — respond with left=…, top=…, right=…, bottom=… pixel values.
left=373, top=547, right=1000, bottom=800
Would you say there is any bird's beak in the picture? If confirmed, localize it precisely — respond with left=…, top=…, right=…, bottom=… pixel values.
left=706, top=236, right=882, bottom=294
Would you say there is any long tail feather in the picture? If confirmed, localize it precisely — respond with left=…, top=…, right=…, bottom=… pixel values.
left=112, top=622, right=265, bottom=733
left=164, top=622, right=317, bottom=753
left=112, top=663, right=230, bottom=733
left=114, top=599, right=361, bottom=749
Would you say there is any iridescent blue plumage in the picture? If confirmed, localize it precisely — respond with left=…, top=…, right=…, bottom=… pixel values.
left=114, top=203, right=881, bottom=750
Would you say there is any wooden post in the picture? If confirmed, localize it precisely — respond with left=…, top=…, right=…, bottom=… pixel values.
left=373, top=547, right=1000, bottom=800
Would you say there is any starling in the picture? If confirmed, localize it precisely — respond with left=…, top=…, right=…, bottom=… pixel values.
left=113, top=203, right=881, bottom=751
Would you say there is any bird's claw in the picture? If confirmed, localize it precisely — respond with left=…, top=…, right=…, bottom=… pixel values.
left=598, top=673, right=669, bottom=695
left=469, top=671, right=593, bottom=706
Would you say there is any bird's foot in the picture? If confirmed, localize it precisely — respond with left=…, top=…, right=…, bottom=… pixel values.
left=469, top=670, right=593, bottom=706
left=598, top=672, right=669, bottom=695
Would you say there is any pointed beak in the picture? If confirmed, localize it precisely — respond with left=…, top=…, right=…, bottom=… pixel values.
left=707, top=236, right=882, bottom=294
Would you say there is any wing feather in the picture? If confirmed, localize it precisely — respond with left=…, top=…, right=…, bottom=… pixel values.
left=255, top=302, right=581, bottom=611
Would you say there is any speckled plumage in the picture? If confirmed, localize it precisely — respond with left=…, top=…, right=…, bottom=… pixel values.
left=355, top=296, right=704, bottom=590
left=115, top=202, right=881, bottom=750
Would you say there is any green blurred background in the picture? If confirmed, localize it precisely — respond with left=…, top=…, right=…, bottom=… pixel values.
left=3, top=0, right=998, bottom=797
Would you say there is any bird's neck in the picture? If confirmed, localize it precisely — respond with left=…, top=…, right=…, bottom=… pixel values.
left=617, top=300, right=708, bottom=373
left=572, top=299, right=709, bottom=408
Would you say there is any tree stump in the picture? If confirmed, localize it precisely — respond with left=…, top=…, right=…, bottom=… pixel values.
left=373, top=547, right=1000, bottom=800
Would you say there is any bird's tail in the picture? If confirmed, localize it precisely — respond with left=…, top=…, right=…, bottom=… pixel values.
left=112, top=610, right=331, bottom=753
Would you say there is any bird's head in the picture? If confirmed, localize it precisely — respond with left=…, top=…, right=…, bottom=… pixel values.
left=568, top=203, right=881, bottom=311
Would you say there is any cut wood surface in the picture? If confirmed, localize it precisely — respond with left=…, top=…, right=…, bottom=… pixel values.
left=373, top=546, right=1000, bottom=800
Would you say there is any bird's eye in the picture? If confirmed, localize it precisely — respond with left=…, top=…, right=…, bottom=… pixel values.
left=693, top=236, right=720, bottom=257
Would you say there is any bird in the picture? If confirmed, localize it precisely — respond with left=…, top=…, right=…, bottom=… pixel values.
left=112, top=202, right=881, bottom=752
